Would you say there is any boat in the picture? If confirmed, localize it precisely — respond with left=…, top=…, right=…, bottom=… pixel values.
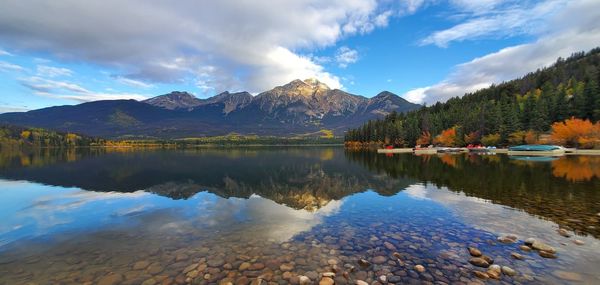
left=509, top=156, right=559, bottom=162
left=467, top=144, right=490, bottom=153
left=507, top=145, right=566, bottom=156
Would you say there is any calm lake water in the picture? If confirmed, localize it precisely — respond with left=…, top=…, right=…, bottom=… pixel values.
left=0, top=147, right=599, bottom=285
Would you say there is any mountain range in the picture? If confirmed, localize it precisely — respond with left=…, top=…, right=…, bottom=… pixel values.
left=0, top=78, right=420, bottom=138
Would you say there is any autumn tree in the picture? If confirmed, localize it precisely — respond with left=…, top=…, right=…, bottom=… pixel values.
left=550, top=117, right=596, bottom=147
left=434, top=127, right=458, bottom=146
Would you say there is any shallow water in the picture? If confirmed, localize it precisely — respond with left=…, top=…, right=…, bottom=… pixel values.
left=0, top=147, right=599, bottom=285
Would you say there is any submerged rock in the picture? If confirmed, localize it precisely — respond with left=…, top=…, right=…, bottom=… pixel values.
left=502, top=266, right=517, bottom=276
left=510, top=252, right=524, bottom=260
left=531, top=241, right=556, bottom=253
left=414, top=265, right=425, bottom=272
left=372, top=256, right=387, bottom=264
left=468, top=247, right=482, bottom=257
left=98, top=273, right=123, bottom=285
left=539, top=250, right=557, bottom=259
left=469, top=258, right=490, bottom=268
left=473, top=271, right=489, bottom=279
left=524, top=238, right=536, bottom=246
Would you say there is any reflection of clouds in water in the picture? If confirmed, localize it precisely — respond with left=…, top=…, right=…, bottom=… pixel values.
left=189, top=193, right=343, bottom=242
left=403, top=184, right=430, bottom=200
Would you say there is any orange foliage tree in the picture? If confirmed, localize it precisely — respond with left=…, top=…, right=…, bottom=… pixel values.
left=463, top=131, right=480, bottom=145
left=434, top=127, right=458, bottom=146
left=416, top=131, right=432, bottom=146
left=551, top=117, right=600, bottom=148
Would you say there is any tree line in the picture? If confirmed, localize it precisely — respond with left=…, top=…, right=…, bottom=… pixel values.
left=345, top=48, right=600, bottom=149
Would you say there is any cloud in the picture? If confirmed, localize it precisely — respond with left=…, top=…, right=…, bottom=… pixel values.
left=404, top=0, right=600, bottom=104
left=36, top=65, right=73, bottom=77
left=0, top=0, right=393, bottom=93
left=0, top=61, right=25, bottom=72
left=19, top=76, right=149, bottom=102
left=115, top=76, right=153, bottom=88
left=335, top=46, right=359, bottom=68
left=420, top=0, right=568, bottom=47
left=0, top=49, right=12, bottom=56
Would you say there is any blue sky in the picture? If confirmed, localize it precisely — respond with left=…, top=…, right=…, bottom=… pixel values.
left=0, top=0, right=599, bottom=113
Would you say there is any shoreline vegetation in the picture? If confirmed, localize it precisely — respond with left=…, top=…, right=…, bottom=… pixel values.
left=345, top=48, right=600, bottom=150
left=0, top=124, right=343, bottom=150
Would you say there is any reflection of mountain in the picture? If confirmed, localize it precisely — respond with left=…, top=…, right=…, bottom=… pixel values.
left=0, top=148, right=413, bottom=211
left=345, top=151, right=600, bottom=237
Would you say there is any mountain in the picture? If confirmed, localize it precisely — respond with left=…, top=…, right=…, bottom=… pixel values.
left=0, top=78, right=421, bottom=138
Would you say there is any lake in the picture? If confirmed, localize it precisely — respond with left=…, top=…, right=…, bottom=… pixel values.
left=0, top=147, right=599, bottom=285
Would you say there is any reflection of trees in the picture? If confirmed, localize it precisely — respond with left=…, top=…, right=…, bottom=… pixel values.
left=552, top=156, right=600, bottom=182
left=0, top=148, right=413, bottom=211
left=345, top=151, right=600, bottom=237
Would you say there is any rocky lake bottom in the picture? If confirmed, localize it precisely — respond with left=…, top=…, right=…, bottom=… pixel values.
left=0, top=148, right=599, bottom=285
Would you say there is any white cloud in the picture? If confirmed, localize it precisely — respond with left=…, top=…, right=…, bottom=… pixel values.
left=0, top=61, right=25, bottom=72
left=335, top=46, right=359, bottom=68
left=420, top=0, right=568, bottom=47
left=404, top=0, right=600, bottom=104
left=0, top=0, right=393, bottom=94
left=19, top=76, right=149, bottom=102
left=0, top=49, right=12, bottom=56
left=115, top=76, right=153, bottom=88
left=36, top=65, right=73, bottom=77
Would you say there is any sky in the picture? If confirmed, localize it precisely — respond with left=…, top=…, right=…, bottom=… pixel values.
left=0, top=0, right=599, bottom=113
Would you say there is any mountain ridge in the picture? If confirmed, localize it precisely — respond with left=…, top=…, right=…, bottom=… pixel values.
left=0, top=78, right=421, bottom=138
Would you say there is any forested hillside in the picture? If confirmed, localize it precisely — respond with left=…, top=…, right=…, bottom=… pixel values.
left=345, top=48, right=600, bottom=148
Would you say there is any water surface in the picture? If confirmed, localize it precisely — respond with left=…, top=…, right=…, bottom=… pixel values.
left=0, top=147, right=599, bottom=285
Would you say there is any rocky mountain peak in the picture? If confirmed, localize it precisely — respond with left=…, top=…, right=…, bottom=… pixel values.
left=143, top=91, right=202, bottom=110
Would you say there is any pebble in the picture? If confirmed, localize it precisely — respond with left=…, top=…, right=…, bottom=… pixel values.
left=279, top=263, right=294, bottom=271
left=486, top=269, right=501, bottom=280
left=378, top=275, right=387, bottom=283
left=497, top=234, right=518, bottom=243
left=356, top=281, right=369, bottom=285
left=524, top=238, right=536, bottom=246
left=473, top=271, right=488, bottom=280
left=519, top=245, right=531, bottom=251
left=208, top=259, right=225, bottom=267
left=469, top=258, right=489, bottom=268
left=510, top=252, right=524, bottom=260
left=414, top=265, right=425, bottom=272
left=239, top=262, right=251, bottom=271
left=358, top=259, right=371, bottom=267
left=539, top=250, right=557, bottom=258
left=371, top=256, right=387, bottom=264
left=299, top=276, right=311, bottom=285
left=133, top=260, right=150, bottom=270
left=319, top=277, right=334, bottom=285
left=531, top=241, right=556, bottom=253
left=98, top=273, right=123, bottom=285
left=502, top=266, right=516, bottom=276
left=322, top=272, right=336, bottom=278
left=383, top=241, right=396, bottom=251
left=468, top=247, right=482, bottom=257
left=557, top=228, right=571, bottom=237
left=573, top=240, right=585, bottom=245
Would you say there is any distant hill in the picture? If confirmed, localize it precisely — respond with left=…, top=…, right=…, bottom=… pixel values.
left=0, top=79, right=421, bottom=138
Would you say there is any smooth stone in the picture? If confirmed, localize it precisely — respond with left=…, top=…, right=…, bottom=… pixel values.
left=510, top=252, right=524, bottom=260
left=558, top=229, right=571, bottom=237
left=488, top=265, right=501, bottom=273
left=378, top=275, right=387, bottom=283
left=134, top=261, right=151, bottom=270
left=319, top=277, right=334, bottom=285
left=358, top=259, right=371, bottom=267
left=208, top=259, right=225, bottom=267
left=497, top=234, right=518, bottom=243
left=305, top=271, right=319, bottom=280
left=481, top=255, right=494, bottom=265
left=468, top=247, right=482, bottom=257
left=414, top=265, right=425, bottom=273
left=372, top=256, right=387, bottom=265
left=141, top=278, right=157, bottom=285
left=356, top=280, right=369, bottom=285
left=553, top=270, right=583, bottom=281
left=280, top=264, right=294, bottom=271
left=298, top=276, right=311, bottom=285
left=392, top=252, right=402, bottom=259
left=147, top=264, right=164, bottom=275
left=249, top=263, right=265, bottom=270
left=469, top=258, right=489, bottom=268
left=239, top=262, right=251, bottom=271
left=531, top=241, right=556, bottom=253
left=327, top=259, right=338, bottom=265
left=524, top=238, right=536, bottom=245
left=282, top=272, right=293, bottom=280
left=486, top=269, right=501, bottom=280
left=539, top=250, right=557, bottom=258
left=519, top=245, right=531, bottom=252
left=183, top=263, right=198, bottom=274
left=322, top=272, right=336, bottom=278
left=574, top=240, right=585, bottom=245
left=98, top=273, right=123, bottom=285
left=236, top=276, right=249, bottom=285
left=473, top=271, right=488, bottom=280
left=383, top=242, right=396, bottom=251
left=502, top=266, right=516, bottom=276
